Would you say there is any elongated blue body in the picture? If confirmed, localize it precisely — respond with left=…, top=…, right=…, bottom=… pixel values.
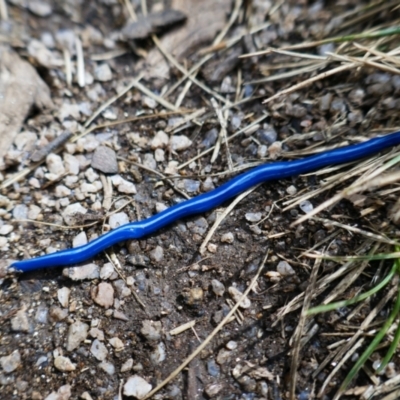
left=12, top=130, right=400, bottom=272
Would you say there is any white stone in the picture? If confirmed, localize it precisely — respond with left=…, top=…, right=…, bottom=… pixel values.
left=228, top=287, right=251, bottom=309
left=154, top=148, right=165, bottom=162
left=0, top=224, right=13, bottom=235
left=109, top=337, right=124, bottom=351
left=99, top=361, right=115, bottom=375
left=64, top=154, right=80, bottom=175
left=211, top=279, right=225, bottom=297
left=150, top=130, right=169, bottom=149
left=95, top=63, right=112, bottom=81
left=54, top=356, right=76, bottom=372
left=57, top=287, right=71, bottom=308
left=0, top=350, right=21, bottom=373
left=245, top=212, right=262, bottom=222
left=46, top=153, right=65, bottom=175
left=150, top=342, right=166, bottom=364
left=55, top=185, right=71, bottom=197
left=121, top=358, right=134, bottom=372
left=170, top=135, right=192, bottom=152
left=123, top=375, right=152, bottom=399
left=90, top=339, right=108, bottom=361
left=221, top=232, right=234, bottom=244
left=28, top=204, right=41, bottom=220
left=100, top=262, right=114, bottom=280
left=109, top=212, right=129, bottom=229
left=91, top=282, right=114, bottom=308
left=66, top=321, right=89, bottom=351
left=73, top=231, right=88, bottom=248
left=63, top=263, right=99, bottom=281
left=277, top=261, right=295, bottom=276
left=62, top=203, right=87, bottom=226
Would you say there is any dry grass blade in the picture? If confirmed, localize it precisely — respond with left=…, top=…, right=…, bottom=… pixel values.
left=313, top=217, right=400, bottom=246
left=0, top=0, right=8, bottom=21
left=292, top=168, right=400, bottom=227
left=75, top=36, right=85, bottom=87
left=142, top=253, right=267, bottom=399
left=210, top=98, right=233, bottom=168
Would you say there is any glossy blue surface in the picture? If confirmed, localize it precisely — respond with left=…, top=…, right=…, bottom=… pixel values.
left=12, top=130, right=400, bottom=272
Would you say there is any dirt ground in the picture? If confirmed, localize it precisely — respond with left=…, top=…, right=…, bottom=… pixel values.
left=1, top=1, right=400, bottom=399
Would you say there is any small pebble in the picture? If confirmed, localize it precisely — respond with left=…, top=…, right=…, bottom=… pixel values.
left=28, top=1, right=52, bottom=17
left=123, top=375, right=152, bottom=399
left=54, top=356, right=76, bottom=372
left=62, top=203, right=87, bottom=226
left=0, top=350, right=21, bottom=373
left=121, top=358, right=134, bottom=372
left=149, top=246, right=164, bottom=263
left=286, top=185, right=297, bottom=195
left=44, top=385, right=72, bottom=400
left=170, top=135, right=192, bottom=152
left=13, top=204, right=28, bottom=220
left=211, top=279, right=225, bottom=297
left=63, top=263, right=99, bottom=281
left=99, top=361, right=115, bottom=375
left=277, top=261, right=295, bottom=276
left=268, top=141, right=282, bottom=160
left=216, top=349, right=232, bottom=365
left=257, top=126, right=277, bottom=144
left=141, top=320, right=162, bottom=341
left=228, top=287, right=251, bottom=309
left=150, top=342, right=166, bottom=364
left=207, top=359, right=220, bottom=377
left=46, top=153, right=65, bottom=176
left=221, top=232, right=234, bottom=243
left=245, top=212, right=262, bottom=222
left=109, top=337, right=124, bottom=351
left=91, top=146, right=118, bottom=174
left=95, top=63, right=112, bottom=81
left=11, top=307, right=30, bottom=332
left=226, top=340, right=238, bottom=350
left=100, top=263, right=114, bottom=280
left=73, top=231, right=88, bottom=248
left=66, top=321, right=89, bottom=351
left=207, top=243, right=217, bottom=253
left=90, top=339, right=108, bottom=361
left=91, top=282, right=114, bottom=308
left=150, top=131, right=169, bottom=149
left=205, top=383, right=224, bottom=397
left=184, top=179, right=200, bottom=193
left=300, top=200, right=314, bottom=213
left=109, top=212, right=129, bottom=229
left=64, top=154, right=80, bottom=175
left=57, top=287, right=71, bottom=308
left=0, top=225, right=13, bottom=235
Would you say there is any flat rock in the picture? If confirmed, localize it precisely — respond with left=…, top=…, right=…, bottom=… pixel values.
left=66, top=320, right=89, bottom=351
left=90, top=339, right=108, bottom=361
left=11, top=306, right=31, bottom=332
left=91, top=282, right=114, bottom=308
left=91, top=145, right=118, bottom=174
left=54, top=356, right=76, bottom=372
left=0, top=350, right=21, bottom=373
left=123, top=375, right=152, bottom=399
